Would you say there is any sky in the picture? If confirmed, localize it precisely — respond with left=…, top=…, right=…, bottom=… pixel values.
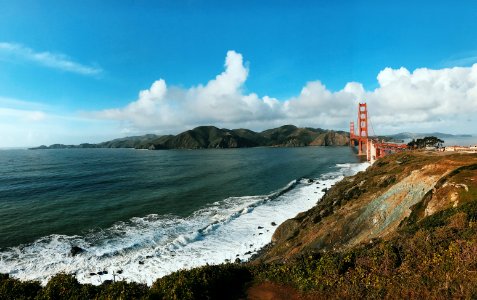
left=1, top=0, right=477, bottom=147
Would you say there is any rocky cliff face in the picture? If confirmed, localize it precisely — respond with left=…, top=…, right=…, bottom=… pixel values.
left=310, top=131, right=349, bottom=146
left=257, top=151, right=477, bottom=263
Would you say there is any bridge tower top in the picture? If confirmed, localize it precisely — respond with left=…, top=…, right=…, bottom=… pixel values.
left=358, top=102, right=368, bottom=138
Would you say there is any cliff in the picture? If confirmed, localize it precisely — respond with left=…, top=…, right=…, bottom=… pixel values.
left=258, top=151, right=477, bottom=262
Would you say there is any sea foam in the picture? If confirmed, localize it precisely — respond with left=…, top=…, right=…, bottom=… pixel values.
left=0, top=162, right=369, bottom=286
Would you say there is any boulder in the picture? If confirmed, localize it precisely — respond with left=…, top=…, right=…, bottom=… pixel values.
left=272, top=219, right=300, bottom=243
left=70, top=246, right=85, bottom=256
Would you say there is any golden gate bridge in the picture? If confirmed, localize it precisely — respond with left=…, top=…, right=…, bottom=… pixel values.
left=349, top=102, right=407, bottom=163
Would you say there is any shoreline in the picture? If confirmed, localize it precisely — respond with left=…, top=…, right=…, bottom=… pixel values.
left=0, top=160, right=368, bottom=286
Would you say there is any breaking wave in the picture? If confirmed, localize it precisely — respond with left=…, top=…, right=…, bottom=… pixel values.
left=0, top=162, right=369, bottom=286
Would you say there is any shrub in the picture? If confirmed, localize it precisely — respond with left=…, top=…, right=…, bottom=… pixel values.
left=96, top=281, right=148, bottom=299
left=0, top=273, right=41, bottom=300
left=36, top=273, right=96, bottom=300
left=150, top=264, right=251, bottom=300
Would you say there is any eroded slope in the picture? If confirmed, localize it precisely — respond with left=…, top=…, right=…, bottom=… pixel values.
left=258, top=151, right=477, bottom=262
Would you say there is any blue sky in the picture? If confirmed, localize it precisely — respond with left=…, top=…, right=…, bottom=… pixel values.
left=1, top=1, right=477, bottom=147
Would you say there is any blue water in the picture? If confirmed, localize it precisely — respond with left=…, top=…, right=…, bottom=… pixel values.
left=0, top=147, right=364, bottom=285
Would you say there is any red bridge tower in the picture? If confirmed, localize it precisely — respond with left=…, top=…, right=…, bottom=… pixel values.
left=350, top=102, right=368, bottom=156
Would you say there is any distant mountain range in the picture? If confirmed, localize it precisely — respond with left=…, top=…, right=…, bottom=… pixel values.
left=30, top=125, right=350, bottom=150
left=30, top=126, right=473, bottom=150
left=387, top=132, right=472, bottom=140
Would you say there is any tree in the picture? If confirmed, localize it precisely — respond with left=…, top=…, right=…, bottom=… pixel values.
left=407, top=136, right=444, bottom=149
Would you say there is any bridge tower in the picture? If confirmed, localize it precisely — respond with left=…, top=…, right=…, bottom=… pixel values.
left=349, top=121, right=355, bottom=146
left=357, top=103, right=368, bottom=155
left=350, top=102, right=407, bottom=162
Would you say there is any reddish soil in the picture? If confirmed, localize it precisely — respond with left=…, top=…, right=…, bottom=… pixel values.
left=246, top=282, right=319, bottom=300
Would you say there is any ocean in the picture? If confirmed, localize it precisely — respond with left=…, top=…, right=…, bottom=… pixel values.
left=0, top=147, right=368, bottom=285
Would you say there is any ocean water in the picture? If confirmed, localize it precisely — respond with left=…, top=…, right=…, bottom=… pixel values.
left=0, top=147, right=368, bottom=285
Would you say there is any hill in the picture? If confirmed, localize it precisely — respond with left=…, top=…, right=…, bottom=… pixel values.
left=30, top=125, right=350, bottom=150
left=389, top=132, right=472, bottom=140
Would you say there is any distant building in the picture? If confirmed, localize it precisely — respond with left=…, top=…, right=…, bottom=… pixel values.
left=445, top=145, right=477, bottom=152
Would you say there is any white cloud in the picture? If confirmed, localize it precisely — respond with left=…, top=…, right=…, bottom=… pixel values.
left=442, top=51, right=477, bottom=67
left=367, top=65, right=477, bottom=133
left=0, top=98, right=119, bottom=147
left=0, top=42, right=102, bottom=75
left=0, top=107, right=46, bottom=122
left=92, top=51, right=286, bottom=131
left=4, top=51, right=477, bottom=147
left=93, top=51, right=477, bottom=135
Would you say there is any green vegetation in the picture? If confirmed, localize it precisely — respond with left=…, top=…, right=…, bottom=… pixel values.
left=0, top=265, right=249, bottom=299
left=30, top=125, right=350, bottom=150
left=3, top=199, right=477, bottom=299
left=252, top=201, right=477, bottom=298
left=407, top=136, right=444, bottom=149
left=150, top=264, right=251, bottom=299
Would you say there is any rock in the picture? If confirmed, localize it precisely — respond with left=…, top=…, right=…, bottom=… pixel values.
left=70, top=246, right=85, bottom=256
left=322, top=188, right=328, bottom=192
left=235, top=258, right=241, bottom=263
left=258, top=226, right=264, bottom=229
left=245, top=251, right=252, bottom=255
left=272, top=219, right=300, bottom=243
left=271, top=222, right=277, bottom=226
left=103, top=280, right=113, bottom=285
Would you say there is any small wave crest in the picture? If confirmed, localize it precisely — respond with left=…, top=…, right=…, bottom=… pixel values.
left=0, top=162, right=368, bottom=286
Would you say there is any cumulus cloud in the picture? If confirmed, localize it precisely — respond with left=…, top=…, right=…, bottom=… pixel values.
left=368, top=65, right=477, bottom=132
left=93, top=51, right=286, bottom=131
left=92, top=50, right=477, bottom=135
left=0, top=42, right=102, bottom=75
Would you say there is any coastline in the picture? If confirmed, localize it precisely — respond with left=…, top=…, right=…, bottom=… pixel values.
left=0, top=155, right=367, bottom=286
left=3, top=152, right=477, bottom=298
